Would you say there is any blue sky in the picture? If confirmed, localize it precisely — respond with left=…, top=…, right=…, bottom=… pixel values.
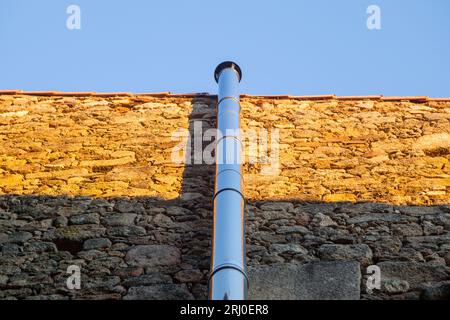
left=0, top=0, right=449, bottom=96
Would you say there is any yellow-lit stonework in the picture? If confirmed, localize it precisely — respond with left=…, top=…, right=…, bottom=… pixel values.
left=0, top=94, right=449, bottom=205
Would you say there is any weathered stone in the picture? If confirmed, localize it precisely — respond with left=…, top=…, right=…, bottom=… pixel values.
left=444, top=252, right=450, bottom=267
left=347, top=213, right=415, bottom=224
left=398, top=206, right=443, bottom=216
left=56, top=206, right=87, bottom=217
left=377, top=262, right=450, bottom=290
left=425, top=254, right=446, bottom=266
left=415, top=133, right=450, bottom=151
left=165, top=206, right=191, bottom=216
left=54, top=216, right=68, bottom=227
left=107, top=225, right=146, bottom=237
left=26, top=169, right=90, bottom=180
left=259, top=210, right=290, bottom=220
left=153, top=214, right=173, bottom=228
left=248, top=262, right=361, bottom=300
left=0, top=288, right=33, bottom=299
left=153, top=175, right=178, bottom=185
left=366, top=236, right=402, bottom=259
left=112, top=267, right=144, bottom=277
left=180, top=193, right=203, bottom=201
left=77, top=249, right=107, bottom=261
left=0, top=233, right=9, bottom=243
left=1, top=243, right=22, bottom=254
left=393, top=223, right=423, bottom=237
left=24, top=242, right=57, bottom=253
left=260, top=202, right=294, bottom=212
left=21, top=218, right=52, bottom=231
left=87, top=256, right=124, bottom=270
left=394, top=247, right=425, bottom=262
left=312, top=213, right=337, bottom=227
left=26, top=294, right=69, bottom=300
left=5, top=231, right=32, bottom=244
left=174, top=269, right=204, bottom=283
left=83, top=276, right=121, bottom=291
left=421, top=281, right=450, bottom=300
left=323, top=194, right=357, bottom=202
left=80, top=157, right=135, bottom=167
left=114, top=201, right=145, bottom=213
left=318, top=244, right=373, bottom=266
left=0, top=264, right=21, bottom=276
left=8, top=274, right=53, bottom=287
left=125, top=245, right=181, bottom=267
left=82, top=238, right=112, bottom=250
left=270, top=243, right=308, bottom=255
left=123, top=284, right=194, bottom=300
left=69, top=213, right=100, bottom=225
left=22, top=258, right=58, bottom=274
left=45, top=225, right=106, bottom=242
left=292, top=211, right=311, bottom=226
left=406, top=233, right=450, bottom=246
left=423, top=221, right=444, bottom=236
left=0, top=110, right=28, bottom=117
left=0, top=175, right=23, bottom=187
left=122, top=274, right=173, bottom=287
left=102, top=213, right=137, bottom=226
left=383, top=279, right=410, bottom=294
left=0, top=275, right=8, bottom=286
left=276, top=225, right=309, bottom=235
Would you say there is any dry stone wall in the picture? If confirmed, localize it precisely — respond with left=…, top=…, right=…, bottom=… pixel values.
left=1, top=94, right=450, bottom=203
left=240, top=97, right=450, bottom=204
left=0, top=94, right=449, bottom=300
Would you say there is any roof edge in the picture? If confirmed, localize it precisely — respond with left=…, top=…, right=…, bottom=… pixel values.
left=0, top=90, right=449, bottom=102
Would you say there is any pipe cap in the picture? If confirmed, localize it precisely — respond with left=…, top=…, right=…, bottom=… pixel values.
left=214, top=61, right=242, bottom=83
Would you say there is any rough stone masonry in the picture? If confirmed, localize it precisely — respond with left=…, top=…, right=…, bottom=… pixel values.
left=0, top=93, right=449, bottom=300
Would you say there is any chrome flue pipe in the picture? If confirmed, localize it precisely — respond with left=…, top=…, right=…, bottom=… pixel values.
left=209, top=61, right=248, bottom=300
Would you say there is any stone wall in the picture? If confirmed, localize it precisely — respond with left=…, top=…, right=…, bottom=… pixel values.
left=0, top=94, right=449, bottom=300
left=240, top=97, right=450, bottom=204
left=1, top=94, right=450, bottom=203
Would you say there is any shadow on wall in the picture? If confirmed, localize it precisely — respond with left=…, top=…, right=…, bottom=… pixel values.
left=0, top=98, right=450, bottom=300
left=1, top=194, right=449, bottom=300
left=0, top=97, right=217, bottom=300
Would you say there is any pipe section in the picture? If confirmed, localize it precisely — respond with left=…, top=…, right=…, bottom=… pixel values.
left=209, top=61, right=248, bottom=300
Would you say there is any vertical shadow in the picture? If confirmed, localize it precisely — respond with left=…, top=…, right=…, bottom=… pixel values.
left=176, top=96, right=217, bottom=298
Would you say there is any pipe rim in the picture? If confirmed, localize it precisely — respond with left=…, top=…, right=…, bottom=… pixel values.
left=214, top=61, right=243, bottom=83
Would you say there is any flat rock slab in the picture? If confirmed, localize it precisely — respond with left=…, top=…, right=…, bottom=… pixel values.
left=123, top=284, right=194, bottom=300
left=248, top=261, right=361, bottom=300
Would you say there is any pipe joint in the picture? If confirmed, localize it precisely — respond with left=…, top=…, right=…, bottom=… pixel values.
left=218, top=96, right=241, bottom=106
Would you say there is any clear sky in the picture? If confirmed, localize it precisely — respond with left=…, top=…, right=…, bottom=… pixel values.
left=1, top=0, right=449, bottom=97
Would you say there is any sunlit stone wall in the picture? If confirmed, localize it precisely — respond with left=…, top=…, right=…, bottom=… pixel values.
left=0, top=94, right=449, bottom=300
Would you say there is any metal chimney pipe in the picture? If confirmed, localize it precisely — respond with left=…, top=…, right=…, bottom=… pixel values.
left=209, top=61, right=248, bottom=300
